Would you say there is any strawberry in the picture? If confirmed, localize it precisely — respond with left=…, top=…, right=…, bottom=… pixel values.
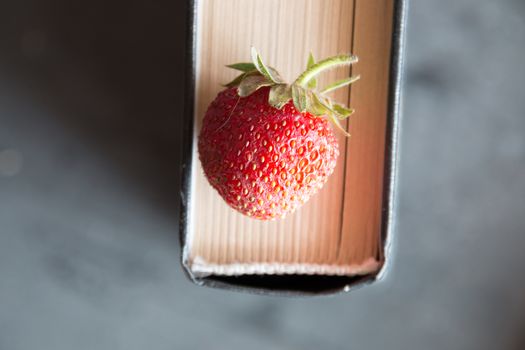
left=198, top=48, right=359, bottom=220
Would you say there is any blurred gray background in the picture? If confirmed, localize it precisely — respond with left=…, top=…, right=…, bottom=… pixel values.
left=1, top=0, right=524, bottom=349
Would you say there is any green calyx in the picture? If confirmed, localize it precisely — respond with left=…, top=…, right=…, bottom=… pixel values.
left=224, top=47, right=360, bottom=136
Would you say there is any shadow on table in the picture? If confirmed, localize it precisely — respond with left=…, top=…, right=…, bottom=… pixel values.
left=0, top=0, right=191, bottom=228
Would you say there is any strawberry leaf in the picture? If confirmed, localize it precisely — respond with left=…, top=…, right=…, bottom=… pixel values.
left=238, top=74, right=272, bottom=97
left=226, top=62, right=257, bottom=72
left=309, top=92, right=350, bottom=136
left=308, top=91, right=331, bottom=116
left=306, top=52, right=317, bottom=89
left=251, top=47, right=282, bottom=84
left=328, top=112, right=351, bottom=137
left=223, top=70, right=260, bottom=88
left=320, top=75, right=360, bottom=94
left=268, top=67, right=284, bottom=83
left=223, top=73, right=247, bottom=88
left=307, top=52, right=315, bottom=69
left=269, top=84, right=292, bottom=109
left=292, top=85, right=308, bottom=112
left=332, top=103, right=354, bottom=119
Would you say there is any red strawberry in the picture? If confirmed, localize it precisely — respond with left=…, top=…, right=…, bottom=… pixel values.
left=198, top=48, right=359, bottom=220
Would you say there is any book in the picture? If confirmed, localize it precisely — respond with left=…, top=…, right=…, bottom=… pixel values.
left=180, top=0, right=406, bottom=295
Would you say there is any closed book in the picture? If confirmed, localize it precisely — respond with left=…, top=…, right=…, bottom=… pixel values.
left=180, top=0, right=406, bottom=295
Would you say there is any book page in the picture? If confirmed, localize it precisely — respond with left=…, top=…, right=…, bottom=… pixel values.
left=187, top=0, right=393, bottom=276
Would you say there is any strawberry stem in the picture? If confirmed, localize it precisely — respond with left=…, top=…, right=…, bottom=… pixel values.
left=223, top=49, right=360, bottom=137
left=320, top=75, right=361, bottom=94
left=294, top=54, right=358, bottom=88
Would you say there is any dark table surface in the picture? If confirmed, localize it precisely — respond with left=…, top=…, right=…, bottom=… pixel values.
left=1, top=0, right=524, bottom=349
